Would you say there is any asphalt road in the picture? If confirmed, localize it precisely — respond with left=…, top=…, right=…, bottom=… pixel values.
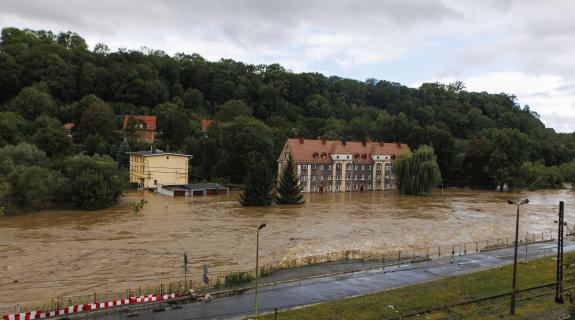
left=87, top=239, right=573, bottom=320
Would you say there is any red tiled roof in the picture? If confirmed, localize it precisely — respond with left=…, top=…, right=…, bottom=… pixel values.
left=123, top=115, right=157, bottom=130
left=63, top=123, right=75, bottom=130
left=280, top=138, right=410, bottom=164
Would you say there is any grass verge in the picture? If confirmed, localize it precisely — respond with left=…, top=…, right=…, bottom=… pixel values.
left=253, top=253, right=575, bottom=320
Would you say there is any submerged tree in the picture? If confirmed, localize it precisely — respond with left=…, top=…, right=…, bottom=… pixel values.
left=239, top=157, right=275, bottom=207
left=276, top=154, right=304, bottom=205
left=393, top=145, right=441, bottom=196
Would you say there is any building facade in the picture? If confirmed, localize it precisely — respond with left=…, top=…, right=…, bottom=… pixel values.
left=128, top=150, right=191, bottom=189
left=277, top=139, right=409, bottom=192
left=123, top=115, right=157, bottom=143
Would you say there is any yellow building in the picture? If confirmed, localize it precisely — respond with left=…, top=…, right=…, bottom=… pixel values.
left=128, top=150, right=192, bottom=189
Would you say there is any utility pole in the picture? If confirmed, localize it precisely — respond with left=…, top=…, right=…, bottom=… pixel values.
left=555, top=201, right=565, bottom=304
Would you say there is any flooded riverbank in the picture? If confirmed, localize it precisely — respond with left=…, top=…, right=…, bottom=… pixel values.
left=0, top=188, right=573, bottom=307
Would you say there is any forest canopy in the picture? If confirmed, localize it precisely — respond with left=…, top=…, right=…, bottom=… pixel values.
left=1, top=26, right=574, bottom=212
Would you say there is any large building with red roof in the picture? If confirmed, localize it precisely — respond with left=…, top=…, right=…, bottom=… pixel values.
left=123, top=115, right=157, bottom=143
left=277, top=138, right=410, bottom=192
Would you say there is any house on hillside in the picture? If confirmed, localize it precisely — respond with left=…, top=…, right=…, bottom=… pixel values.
left=123, top=115, right=157, bottom=143
left=63, top=123, right=74, bottom=137
left=201, top=119, right=215, bottom=135
left=128, top=148, right=192, bottom=189
left=277, top=138, right=410, bottom=192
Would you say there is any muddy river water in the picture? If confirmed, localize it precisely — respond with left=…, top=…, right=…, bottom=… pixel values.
left=0, top=188, right=573, bottom=307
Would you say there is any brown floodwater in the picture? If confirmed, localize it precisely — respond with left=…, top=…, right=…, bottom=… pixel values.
left=0, top=188, right=573, bottom=307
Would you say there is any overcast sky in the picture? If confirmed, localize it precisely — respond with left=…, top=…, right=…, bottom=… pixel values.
left=1, top=0, right=574, bottom=133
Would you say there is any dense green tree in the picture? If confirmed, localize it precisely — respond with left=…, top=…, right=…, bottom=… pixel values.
left=8, top=86, right=56, bottom=119
left=183, top=88, right=205, bottom=111
left=31, top=126, right=73, bottom=157
left=76, top=98, right=117, bottom=143
left=485, top=128, right=531, bottom=189
left=276, top=154, right=304, bottom=205
left=0, top=112, right=29, bottom=147
left=6, top=165, right=69, bottom=213
left=240, top=157, right=275, bottom=206
left=70, top=169, right=121, bottom=210
left=393, top=145, right=442, bottom=196
left=215, top=99, right=253, bottom=121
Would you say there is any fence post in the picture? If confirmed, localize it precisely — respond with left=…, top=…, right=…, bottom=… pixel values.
left=93, top=292, right=97, bottom=304
left=438, top=246, right=441, bottom=258
left=160, top=283, right=164, bottom=295
left=426, top=247, right=429, bottom=259
left=476, top=241, right=479, bottom=252
left=506, top=237, right=509, bottom=245
left=464, top=243, right=467, bottom=255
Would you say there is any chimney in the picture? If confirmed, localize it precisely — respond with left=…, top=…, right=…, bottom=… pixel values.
left=321, top=139, right=326, bottom=145
left=379, top=141, right=384, bottom=147
left=299, top=138, right=304, bottom=144
left=362, top=141, right=367, bottom=147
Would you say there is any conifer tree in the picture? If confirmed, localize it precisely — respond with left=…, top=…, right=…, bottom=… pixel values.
left=240, top=157, right=275, bottom=206
left=276, top=154, right=304, bottom=204
left=116, top=140, right=130, bottom=168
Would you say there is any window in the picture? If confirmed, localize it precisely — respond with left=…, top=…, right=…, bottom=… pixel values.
left=327, top=185, right=332, bottom=191
left=301, top=165, right=308, bottom=170
left=328, top=175, right=332, bottom=181
left=354, top=165, right=359, bottom=170
left=376, top=163, right=382, bottom=170
left=361, top=165, right=365, bottom=170
left=328, top=165, right=332, bottom=170
left=300, top=175, right=306, bottom=181
left=384, top=183, right=390, bottom=190
left=336, top=185, right=341, bottom=191
left=361, top=174, right=365, bottom=180
left=354, top=174, right=358, bottom=180
left=154, top=179, right=157, bottom=185
left=367, top=165, right=372, bottom=170
left=311, top=186, right=316, bottom=192
left=353, top=184, right=358, bottom=190
left=312, top=175, right=316, bottom=181
left=346, top=184, right=351, bottom=191
left=346, top=174, right=351, bottom=180
left=302, top=186, right=307, bottom=192
left=320, top=164, right=325, bottom=170
left=320, top=175, right=324, bottom=181
left=346, top=163, right=351, bottom=170
left=336, top=175, right=341, bottom=181
left=367, top=184, right=372, bottom=190
left=376, top=174, right=382, bottom=180
left=336, top=163, right=342, bottom=170
left=312, top=164, right=317, bottom=170
left=385, top=163, right=391, bottom=171
left=368, top=175, right=372, bottom=180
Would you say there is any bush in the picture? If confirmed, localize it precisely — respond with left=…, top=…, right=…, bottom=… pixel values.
left=224, top=272, right=254, bottom=287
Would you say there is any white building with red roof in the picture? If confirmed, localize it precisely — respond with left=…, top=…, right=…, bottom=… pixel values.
left=277, top=138, right=410, bottom=192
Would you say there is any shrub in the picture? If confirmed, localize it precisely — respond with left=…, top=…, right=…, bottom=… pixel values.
left=224, top=272, right=254, bottom=287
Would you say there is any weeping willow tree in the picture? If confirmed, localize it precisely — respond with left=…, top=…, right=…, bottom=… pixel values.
left=393, top=145, right=442, bottom=195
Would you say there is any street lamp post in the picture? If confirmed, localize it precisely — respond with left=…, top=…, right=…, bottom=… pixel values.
left=507, top=199, right=529, bottom=316
left=255, top=223, right=266, bottom=317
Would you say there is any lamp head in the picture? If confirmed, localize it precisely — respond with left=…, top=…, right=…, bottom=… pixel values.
left=258, top=223, right=267, bottom=230
left=507, top=200, right=515, bottom=205
left=520, top=199, right=529, bottom=205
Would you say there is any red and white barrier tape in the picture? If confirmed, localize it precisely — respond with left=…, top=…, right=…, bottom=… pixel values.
left=2, top=293, right=177, bottom=320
